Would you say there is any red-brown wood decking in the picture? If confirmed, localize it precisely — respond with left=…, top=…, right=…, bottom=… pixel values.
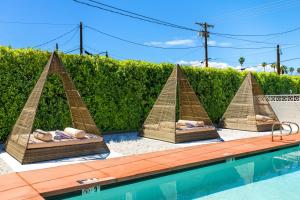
left=2, top=134, right=300, bottom=200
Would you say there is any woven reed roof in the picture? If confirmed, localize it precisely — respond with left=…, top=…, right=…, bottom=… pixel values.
left=220, top=72, right=279, bottom=131
left=5, top=51, right=102, bottom=162
left=142, top=66, right=215, bottom=140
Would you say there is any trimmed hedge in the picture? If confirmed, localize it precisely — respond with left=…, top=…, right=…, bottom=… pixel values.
left=1, top=46, right=300, bottom=141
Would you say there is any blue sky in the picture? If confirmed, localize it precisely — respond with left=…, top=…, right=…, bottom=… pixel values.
left=1, top=0, right=300, bottom=72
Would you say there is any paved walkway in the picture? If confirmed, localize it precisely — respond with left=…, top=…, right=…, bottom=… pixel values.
left=1, top=129, right=279, bottom=175
left=1, top=133, right=300, bottom=200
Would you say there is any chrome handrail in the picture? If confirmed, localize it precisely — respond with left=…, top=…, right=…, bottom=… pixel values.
left=287, top=122, right=299, bottom=134
left=281, top=122, right=293, bottom=135
left=272, top=121, right=300, bottom=141
left=272, top=121, right=283, bottom=141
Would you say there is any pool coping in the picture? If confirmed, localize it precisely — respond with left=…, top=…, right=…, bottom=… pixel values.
left=1, top=133, right=300, bottom=200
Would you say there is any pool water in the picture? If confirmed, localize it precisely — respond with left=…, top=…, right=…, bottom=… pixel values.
left=53, top=145, right=300, bottom=200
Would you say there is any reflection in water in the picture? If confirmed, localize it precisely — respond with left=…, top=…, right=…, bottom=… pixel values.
left=160, top=181, right=177, bottom=200
left=234, top=162, right=254, bottom=184
left=61, top=146, right=300, bottom=200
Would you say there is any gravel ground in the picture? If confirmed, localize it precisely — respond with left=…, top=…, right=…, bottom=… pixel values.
left=103, top=128, right=281, bottom=156
left=0, top=128, right=288, bottom=175
left=0, top=144, right=13, bottom=175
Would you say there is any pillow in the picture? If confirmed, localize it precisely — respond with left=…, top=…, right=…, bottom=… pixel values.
left=33, top=129, right=52, bottom=142
left=256, top=115, right=272, bottom=122
left=64, top=127, right=86, bottom=139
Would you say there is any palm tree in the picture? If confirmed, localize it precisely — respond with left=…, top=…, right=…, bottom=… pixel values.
left=297, top=68, right=300, bottom=74
left=281, top=65, right=288, bottom=74
left=289, top=67, right=295, bottom=75
left=261, top=62, right=267, bottom=72
left=239, top=57, right=245, bottom=67
left=271, top=63, right=276, bottom=73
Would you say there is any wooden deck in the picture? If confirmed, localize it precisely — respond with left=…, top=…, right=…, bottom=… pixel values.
left=1, top=133, right=300, bottom=200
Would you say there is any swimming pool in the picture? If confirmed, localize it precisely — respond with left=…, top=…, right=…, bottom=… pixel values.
left=50, top=145, right=300, bottom=200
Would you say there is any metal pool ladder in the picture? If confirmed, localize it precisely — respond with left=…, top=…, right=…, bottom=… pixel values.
left=272, top=121, right=300, bottom=141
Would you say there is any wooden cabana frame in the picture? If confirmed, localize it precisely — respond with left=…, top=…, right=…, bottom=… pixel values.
left=220, top=72, right=280, bottom=132
left=5, top=51, right=108, bottom=164
left=140, top=66, right=219, bottom=143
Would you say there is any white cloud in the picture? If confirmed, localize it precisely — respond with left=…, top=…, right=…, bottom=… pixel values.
left=176, top=60, right=278, bottom=73
left=207, top=40, right=217, bottom=46
left=165, top=39, right=195, bottom=46
left=219, top=42, right=232, bottom=47
left=207, top=40, right=232, bottom=47
left=177, top=60, right=235, bottom=69
left=145, top=39, right=195, bottom=47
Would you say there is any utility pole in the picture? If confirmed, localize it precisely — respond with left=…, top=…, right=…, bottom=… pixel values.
left=55, top=43, right=59, bottom=51
left=276, top=44, right=281, bottom=75
left=105, top=51, right=108, bottom=58
left=80, top=21, right=83, bottom=55
left=195, top=22, right=214, bottom=67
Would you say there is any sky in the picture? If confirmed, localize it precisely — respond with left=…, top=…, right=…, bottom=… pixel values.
left=1, top=0, right=300, bottom=72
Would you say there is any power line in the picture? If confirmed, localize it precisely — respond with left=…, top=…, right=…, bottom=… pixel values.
left=209, top=45, right=276, bottom=50
left=86, top=25, right=202, bottom=49
left=212, top=34, right=296, bottom=46
left=60, top=28, right=79, bottom=47
left=211, top=26, right=300, bottom=37
left=86, top=0, right=197, bottom=31
left=86, top=25, right=277, bottom=50
left=281, top=57, right=300, bottom=63
left=32, top=26, right=79, bottom=48
left=72, top=0, right=198, bottom=32
left=0, top=20, right=76, bottom=26
left=65, top=47, right=80, bottom=54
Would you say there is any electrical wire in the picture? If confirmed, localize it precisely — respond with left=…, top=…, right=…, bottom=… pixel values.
left=86, top=25, right=278, bottom=50
left=0, top=20, right=76, bottom=26
left=32, top=26, right=79, bottom=48
left=72, top=0, right=198, bottom=32
left=212, top=34, right=296, bottom=46
left=65, top=47, right=80, bottom=54
left=86, top=25, right=202, bottom=49
left=87, top=0, right=198, bottom=32
left=209, top=45, right=275, bottom=50
left=211, top=26, right=300, bottom=37
left=60, top=28, right=79, bottom=47
left=281, top=57, right=300, bottom=63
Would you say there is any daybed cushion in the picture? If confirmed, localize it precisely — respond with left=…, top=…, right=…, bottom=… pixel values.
left=177, top=120, right=204, bottom=127
left=27, top=132, right=102, bottom=149
left=176, top=126, right=215, bottom=134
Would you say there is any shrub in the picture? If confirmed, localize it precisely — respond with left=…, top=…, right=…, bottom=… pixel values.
left=1, top=46, right=300, bottom=141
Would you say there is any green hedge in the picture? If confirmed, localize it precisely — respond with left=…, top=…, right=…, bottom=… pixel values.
left=1, top=46, right=300, bottom=141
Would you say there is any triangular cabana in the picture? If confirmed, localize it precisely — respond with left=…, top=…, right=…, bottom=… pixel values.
left=5, top=52, right=108, bottom=164
left=220, top=72, right=279, bottom=132
left=140, top=66, right=219, bottom=143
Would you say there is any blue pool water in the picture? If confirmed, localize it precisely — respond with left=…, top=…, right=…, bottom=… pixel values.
left=53, top=145, right=300, bottom=200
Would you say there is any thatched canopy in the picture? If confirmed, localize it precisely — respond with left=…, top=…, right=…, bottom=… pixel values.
left=220, top=72, right=279, bottom=131
left=140, top=66, right=219, bottom=143
left=5, top=52, right=107, bottom=163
